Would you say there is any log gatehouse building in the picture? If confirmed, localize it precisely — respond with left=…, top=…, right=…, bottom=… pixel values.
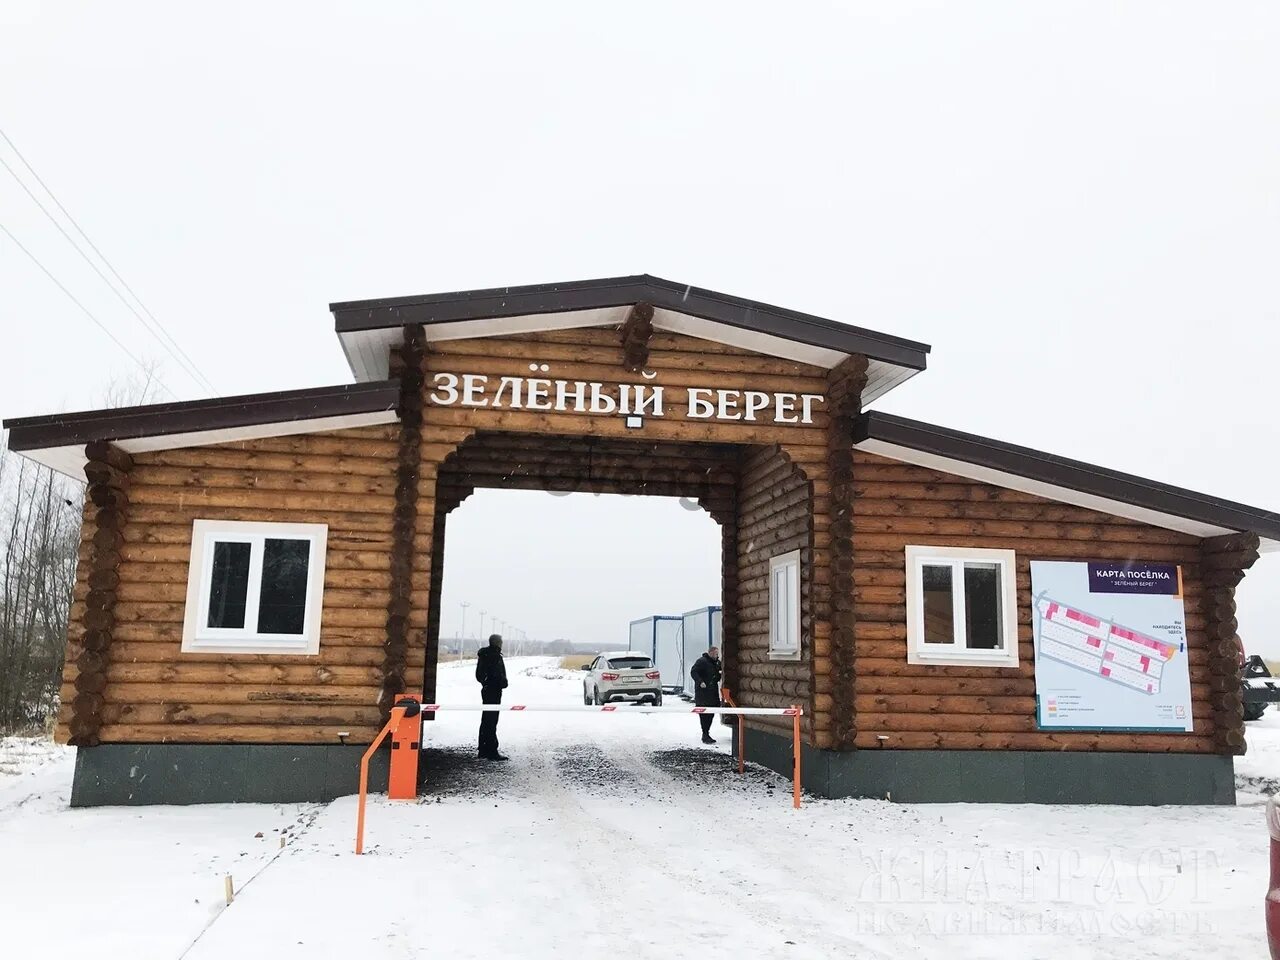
left=6, top=276, right=1279, bottom=805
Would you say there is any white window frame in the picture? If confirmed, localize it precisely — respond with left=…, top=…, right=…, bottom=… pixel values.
left=768, top=549, right=802, bottom=661
left=181, top=519, right=328, bottom=655
left=905, top=545, right=1018, bottom=668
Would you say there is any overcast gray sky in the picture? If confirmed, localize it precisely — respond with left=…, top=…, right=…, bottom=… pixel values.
left=2, top=2, right=1277, bottom=652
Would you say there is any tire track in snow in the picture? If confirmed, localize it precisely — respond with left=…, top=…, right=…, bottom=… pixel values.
left=516, top=744, right=831, bottom=958
left=541, top=741, right=898, bottom=960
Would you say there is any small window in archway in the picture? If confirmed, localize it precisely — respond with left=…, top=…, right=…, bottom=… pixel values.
left=769, top=550, right=801, bottom=661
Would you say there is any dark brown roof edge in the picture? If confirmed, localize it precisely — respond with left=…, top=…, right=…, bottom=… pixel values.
left=854, top=410, right=1280, bottom=541
left=330, top=274, right=932, bottom=371
left=3, top=380, right=401, bottom=452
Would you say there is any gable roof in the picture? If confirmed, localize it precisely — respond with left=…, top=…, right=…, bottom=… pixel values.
left=2, top=381, right=400, bottom=477
left=853, top=410, right=1280, bottom=549
left=330, top=274, right=932, bottom=404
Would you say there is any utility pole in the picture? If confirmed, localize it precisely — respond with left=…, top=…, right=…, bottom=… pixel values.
left=459, top=601, right=470, bottom=654
left=478, top=610, right=486, bottom=655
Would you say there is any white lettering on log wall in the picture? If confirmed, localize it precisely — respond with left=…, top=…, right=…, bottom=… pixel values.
left=428, top=372, right=826, bottom=424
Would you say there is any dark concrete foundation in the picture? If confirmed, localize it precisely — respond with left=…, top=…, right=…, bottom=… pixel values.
left=70, top=744, right=390, bottom=807
left=734, top=726, right=1236, bottom=805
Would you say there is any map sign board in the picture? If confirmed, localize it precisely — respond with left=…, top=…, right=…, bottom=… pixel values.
left=1031, top=560, right=1194, bottom=732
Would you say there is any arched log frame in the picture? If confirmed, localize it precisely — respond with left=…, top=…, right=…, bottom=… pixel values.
left=396, top=328, right=843, bottom=746
left=417, top=430, right=745, bottom=707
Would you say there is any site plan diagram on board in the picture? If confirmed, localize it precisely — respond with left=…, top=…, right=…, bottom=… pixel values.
left=1030, top=560, right=1193, bottom=732
left=1034, top=595, right=1178, bottom=696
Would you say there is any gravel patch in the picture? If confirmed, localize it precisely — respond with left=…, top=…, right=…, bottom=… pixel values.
left=649, top=748, right=786, bottom=797
left=419, top=746, right=515, bottom=799
left=553, top=744, right=644, bottom=792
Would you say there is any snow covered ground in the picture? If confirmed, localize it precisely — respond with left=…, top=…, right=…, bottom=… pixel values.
left=2, top=658, right=1278, bottom=959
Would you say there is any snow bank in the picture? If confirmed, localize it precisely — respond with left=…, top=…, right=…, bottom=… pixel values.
left=0, top=661, right=1274, bottom=959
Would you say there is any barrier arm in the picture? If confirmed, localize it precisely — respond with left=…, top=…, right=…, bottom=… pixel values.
left=355, top=705, right=408, bottom=855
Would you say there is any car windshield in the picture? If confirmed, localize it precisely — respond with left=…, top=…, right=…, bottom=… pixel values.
left=607, top=657, right=651, bottom=670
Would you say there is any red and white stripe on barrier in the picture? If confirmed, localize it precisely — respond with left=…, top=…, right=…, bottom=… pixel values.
left=418, top=704, right=801, bottom=715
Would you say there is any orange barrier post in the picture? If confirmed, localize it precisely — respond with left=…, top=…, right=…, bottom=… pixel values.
left=355, top=705, right=406, bottom=855
left=388, top=694, right=422, bottom=800
left=721, top=688, right=744, bottom=775
left=791, top=705, right=801, bottom=810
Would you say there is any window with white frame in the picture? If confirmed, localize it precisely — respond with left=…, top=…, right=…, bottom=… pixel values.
left=905, top=545, right=1018, bottom=667
left=769, top=549, right=801, bottom=660
left=182, top=520, right=328, bottom=654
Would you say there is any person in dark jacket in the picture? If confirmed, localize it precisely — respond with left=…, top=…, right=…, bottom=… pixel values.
left=475, top=634, right=509, bottom=760
left=690, top=646, right=722, bottom=744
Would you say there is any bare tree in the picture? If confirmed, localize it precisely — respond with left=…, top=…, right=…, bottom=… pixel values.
left=0, top=454, right=81, bottom=732
left=0, top=363, right=164, bottom=735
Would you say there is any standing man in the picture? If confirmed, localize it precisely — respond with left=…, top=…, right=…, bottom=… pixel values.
left=690, top=645, right=722, bottom=745
left=475, top=633, right=509, bottom=761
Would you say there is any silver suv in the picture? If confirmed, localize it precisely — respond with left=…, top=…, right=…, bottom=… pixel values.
left=581, top=652, right=662, bottom=705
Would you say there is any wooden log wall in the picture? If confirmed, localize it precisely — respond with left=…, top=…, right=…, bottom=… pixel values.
left=1200, top=532, right=1260, bottom=755
left=850, top=449, right=1226, bottom=754
left=736, top=446, right=813, bottom=738
left=58, top=425, right=410, bottom=745
left=417, top=329, right=833, bottom=734
left=64, top=441, right=132, bottom=745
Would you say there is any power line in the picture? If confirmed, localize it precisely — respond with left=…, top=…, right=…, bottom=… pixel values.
left=0, top=218, right=177, bottom=400
left=0, top=127, right=218, bottom=395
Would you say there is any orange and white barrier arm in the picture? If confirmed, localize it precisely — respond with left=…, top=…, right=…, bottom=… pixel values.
left=417, top=704, right=801, bottom=716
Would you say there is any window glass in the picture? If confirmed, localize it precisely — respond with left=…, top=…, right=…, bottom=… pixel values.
left=608, top=657, right=651, bottom=669
left=905, top=547, right=1017, bottom=668
left=771, top=566, right=785, bottom=643
left=786, top=560, right=799, bottom=643
left=257, top=538, right=310, bottom=635
left=921, top=563, right=954, bottom=644
left=207, top=541, right=251, bottom=629
left=964, top=562, right=1003, bottom=650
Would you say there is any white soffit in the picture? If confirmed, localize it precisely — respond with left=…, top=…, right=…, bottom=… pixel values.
left=651, top=308, right=847, bottom=370
left=339, top=306, right=924, bottom=401
left=862, top=360, right=917, bottom=405
left=340, top=308, right=630, bottom=381
left=855, top=437, right=1239, bottom=540
left=17, top=410, right=399, bottom=481
left=424, top=306, right=628, bottom=342
left=339, top=328, right=401, bottom=382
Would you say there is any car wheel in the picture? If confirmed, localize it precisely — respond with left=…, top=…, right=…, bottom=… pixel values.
left=593, top=687, right=603, bottom=705
left=653, top=693, right=663, bottom=707
left=1245, top=702, right=1267, bottom=722
left=583, top=686, right=591, bottom=705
